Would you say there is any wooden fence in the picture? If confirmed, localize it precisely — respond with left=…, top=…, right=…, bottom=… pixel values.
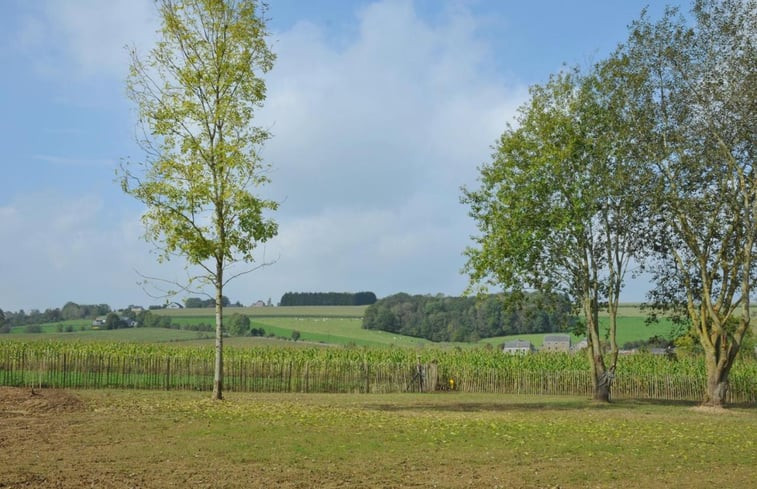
left=1, top=350, right=754, bottom=403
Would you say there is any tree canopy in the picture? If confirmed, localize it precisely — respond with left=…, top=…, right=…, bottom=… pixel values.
left=462, top=66, right=646, bottom=401
left=280, top=292, right=377, bottom=307
left=614, top=0, right=756, bottom=406
left=120, top=0, right=277, bottom=400
left=463, top=0, right=754, bottom=406
left=363, top=293, right=574, bottom=343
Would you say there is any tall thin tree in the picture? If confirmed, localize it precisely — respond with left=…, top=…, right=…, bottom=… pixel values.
left=120, top=0, right=278, bottom=400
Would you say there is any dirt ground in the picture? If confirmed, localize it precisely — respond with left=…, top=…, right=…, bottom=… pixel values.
left=2, top=387, right=755, bottom=489
left=0, top=387, right=501, bottom=489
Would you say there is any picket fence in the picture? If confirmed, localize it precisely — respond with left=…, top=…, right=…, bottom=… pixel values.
left=1, top=349, right=754, bottom=403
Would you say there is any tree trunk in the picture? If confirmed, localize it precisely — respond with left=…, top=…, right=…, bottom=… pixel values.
left=584, top=296, right=612, bottom=403
left=702, top=351, right=731, bottom=408
left=212, top=263, right=224, bottom=400
left=593, top=373, right=611, bottom=402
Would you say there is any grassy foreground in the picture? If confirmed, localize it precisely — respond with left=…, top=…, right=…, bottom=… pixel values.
left=2, top=388, right=755, bottom=488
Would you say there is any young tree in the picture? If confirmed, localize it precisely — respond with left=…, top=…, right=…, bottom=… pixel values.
left=120, top=0, right=277, bottom=400
left=462, top=67, right=647, bottom=401
left=617, top=0, right=755, bottom=406
left=227, top=313, right=250, bottom=336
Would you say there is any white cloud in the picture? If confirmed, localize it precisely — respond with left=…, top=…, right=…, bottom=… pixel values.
left=0, top=193, right=186, bottom=311
left=14, top=0, right=158, bottom=80
left=242, top=0, right=527, bottom=300
left=2, top=0, right=531, bottom=310
left=259, top=0, right=526, bottom=214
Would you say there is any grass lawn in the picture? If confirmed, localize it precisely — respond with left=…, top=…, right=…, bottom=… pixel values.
left=2, top=388, right=755, bottom=488
left=479, top=316, right=678, bottom=349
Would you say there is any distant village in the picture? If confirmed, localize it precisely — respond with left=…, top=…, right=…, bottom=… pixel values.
left=502, top=335, right=673, bottom=356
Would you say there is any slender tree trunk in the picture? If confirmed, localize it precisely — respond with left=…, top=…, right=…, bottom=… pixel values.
left=584, top=296, right=611, bottom=402
left=212, top=260, right=224, bottom=400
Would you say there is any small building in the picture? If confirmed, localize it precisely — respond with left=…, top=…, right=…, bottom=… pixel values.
left=250, top=300, right=267, bottom=307
left=542, top=334, right=571, bottom=352
left=572, top=339, right=588, bottom=352
left=503, top=340, right=534, bottom=354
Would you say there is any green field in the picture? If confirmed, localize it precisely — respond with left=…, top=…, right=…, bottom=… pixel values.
left=3, top=388, right=755, bottom=488
left=0, top=304, right=701, bottom=349
left=6, top=327, right=210, bottom=343
left=154, top=305, right=368, bottom=318
left=478, top=316, right=680, bottom=348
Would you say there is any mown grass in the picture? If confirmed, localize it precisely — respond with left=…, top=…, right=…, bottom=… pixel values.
left=4, top=389, right=755, bottom=488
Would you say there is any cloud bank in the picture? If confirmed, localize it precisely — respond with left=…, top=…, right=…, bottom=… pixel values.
left=3, top=0, right=528, bottom=310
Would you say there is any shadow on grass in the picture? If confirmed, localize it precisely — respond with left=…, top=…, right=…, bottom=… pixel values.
left=365, top=397, right=755, bottom=414
left=366, top=399, right=605, bottom=413
left=617, top=398, right=756, bottom=409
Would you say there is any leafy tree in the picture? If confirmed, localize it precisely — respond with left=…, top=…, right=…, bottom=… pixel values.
left=0, top=309, right=8, bottom=334
left=105, top=313, right=125, bottom=330
left=184, top=297, right=205, bottom=309
left=462, top=66, right=646, bottom=401
left=61, top=302, right=82, bottom=320
left=615, top=0, right=755, bottom=406
left=291, top=330, right=301, bottom=341
left=227, top=313, right=250, bottom=336
left=120, top=0, right=277, bottom=400
left=185, top=296, right=231, bottom=308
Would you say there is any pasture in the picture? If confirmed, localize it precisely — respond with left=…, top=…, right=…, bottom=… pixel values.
left=2, top=387, right=755, bottom=488
left=4, top=303, right=690, bottom=349
left=153, top=305, right=369, bottom=318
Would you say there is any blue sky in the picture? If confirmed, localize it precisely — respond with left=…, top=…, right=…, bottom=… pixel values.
left=0, top=0, right=686, bottom=312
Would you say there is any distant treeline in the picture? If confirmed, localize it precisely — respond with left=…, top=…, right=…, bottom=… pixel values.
left=1, top=302, right=112, bottom=327
left=184, top=296, right=238, bottom=308
left=279, top=291, right=377, bottom=306
left=362, top=293, right=575, bottom=342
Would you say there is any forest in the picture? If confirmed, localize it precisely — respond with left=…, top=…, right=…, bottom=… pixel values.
left=279, top=291, right=377, bottom=306
left=362, top=292, right=575, bottom=342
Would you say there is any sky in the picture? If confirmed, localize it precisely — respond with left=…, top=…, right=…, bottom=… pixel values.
left=0, top=0, right=688, bottom=312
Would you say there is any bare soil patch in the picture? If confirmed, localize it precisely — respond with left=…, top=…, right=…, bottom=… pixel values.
left=0, top=386, right=85, bottom=416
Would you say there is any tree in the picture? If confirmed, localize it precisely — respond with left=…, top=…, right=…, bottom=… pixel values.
left=104, top=313, right=125, bottom=330
left=227, top=313, right=250, bottom=336
left=462, top=66, right=647, bottom=401
left=61, top=302, right=83, bottom=321
left=616, top=0, right=756, bottom=406
left=120, top=0, right=278, bottom=400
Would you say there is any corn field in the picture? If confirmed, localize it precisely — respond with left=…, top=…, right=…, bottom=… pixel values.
left=1, top=341, right=755, bottom=403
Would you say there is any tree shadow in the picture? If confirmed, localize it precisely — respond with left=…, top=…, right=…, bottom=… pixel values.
left=365, top=396, right=755, bottom=414
left=366, top=399, right=607, bottom=413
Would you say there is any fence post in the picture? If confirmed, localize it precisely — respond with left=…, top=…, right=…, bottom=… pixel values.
left=165, top=357, right=171, bottom=391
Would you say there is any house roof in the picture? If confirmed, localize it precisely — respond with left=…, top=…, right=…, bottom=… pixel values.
left=503, top=340, right=532, bottom=349
left=544, top=334, right=570, bottom=343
